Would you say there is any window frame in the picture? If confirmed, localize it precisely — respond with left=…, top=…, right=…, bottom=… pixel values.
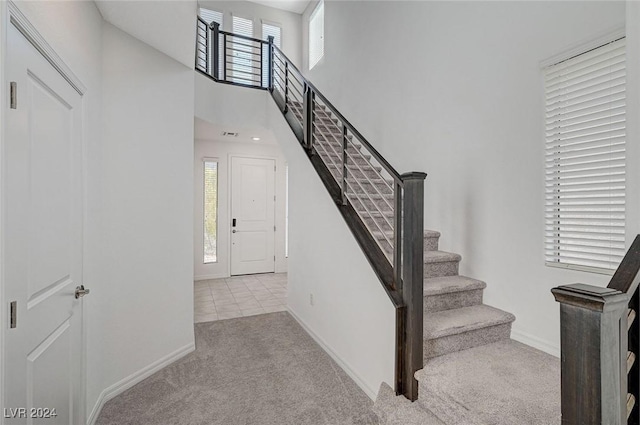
left=542, top=30, right=627, bottom=275
left=203, top=158, right=219, bottom=264
left=308, top=0, right=324, bottom=70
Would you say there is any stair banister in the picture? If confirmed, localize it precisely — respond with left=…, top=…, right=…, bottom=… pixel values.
left=553, top=235, right=640, bottom=425
left=195, top=19, right=427, bottom=401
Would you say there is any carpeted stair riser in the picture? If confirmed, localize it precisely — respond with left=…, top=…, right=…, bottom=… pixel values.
left=424, top=234, right=439, bottom=251
left=317, top=149, right=372, bottom=167
left=425, top=289, right=484, bottom=313
left=424, top=322, right=512, bottom=359
left=424, top=260, right=459, bottom=279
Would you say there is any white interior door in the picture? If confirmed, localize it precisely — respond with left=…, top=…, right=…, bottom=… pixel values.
left=4, top=22, right=85, bottom=424
left=230, top=157, right=275, bottom=275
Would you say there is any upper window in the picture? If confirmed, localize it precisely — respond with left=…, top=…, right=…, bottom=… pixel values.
left=262, top=22, right=282, bottom=88
left=199, top=8, right=223, bottom=26
left=231, top=16, right=255, bottom=84
left=308, top=1, right=324, bottom=70
left=544, top=37, right=626, bottom=273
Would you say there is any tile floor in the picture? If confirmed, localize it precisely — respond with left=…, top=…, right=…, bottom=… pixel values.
left=194, top=273, right=288, bottom=323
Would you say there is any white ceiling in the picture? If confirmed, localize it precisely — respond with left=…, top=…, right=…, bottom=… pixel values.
left=96, top=0, right=197, bottom=69
left=194, top=117, right=279, bottom=145
left=247, top=0, right=310, bottom=14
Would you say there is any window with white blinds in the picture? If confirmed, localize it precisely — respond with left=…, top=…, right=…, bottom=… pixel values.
left=232, top=15, right=253, bottom=37
left=199, top=8, right=222, bottom=26
left=198, top=8, right=223, bottom=76
left=231, top=16, right=255, bottom=84
left=262, top=22, right=282, bottom=88
left=544, top=37, right=626, bottom=272
left=308, top=1, right=324, bottom=70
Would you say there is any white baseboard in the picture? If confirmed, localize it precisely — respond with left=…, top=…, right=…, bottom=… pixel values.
left=86, top=342, right=195, bottom=425
left=511, top=329, right=560, bottom=358
left=287, top=307, right=378, bottom=401
left=194, top=273, right=227, bottom=281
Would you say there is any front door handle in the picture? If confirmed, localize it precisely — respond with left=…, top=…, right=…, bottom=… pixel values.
left=232, top=229, right=237, bottom=233
left=75, top=285, right=90, bottom=299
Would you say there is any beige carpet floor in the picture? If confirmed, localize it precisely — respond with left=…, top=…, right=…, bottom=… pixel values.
left=96, top=312, right=379, bottom=425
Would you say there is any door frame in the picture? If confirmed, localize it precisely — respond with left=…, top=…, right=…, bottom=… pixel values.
left=227, top=154, right=277, bottom=276
left=0, top=2, right=88, bottom=422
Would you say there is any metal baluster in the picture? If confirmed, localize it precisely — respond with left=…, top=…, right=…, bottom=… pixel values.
left=222, top=33, right=227, bottom=82
left=267, top=36, right=274, bottom=91
left=211, top=22, right=219, bottom=80
left=284, top=61, right=290, bottom=113
left=394, top=182, right=402, bottom=289
left=341, top=124, right=348, bottom=205
left=629, top=288, right=639, bottom=425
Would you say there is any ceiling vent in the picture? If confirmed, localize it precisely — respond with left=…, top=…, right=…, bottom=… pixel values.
left=222, top=131, right=239, bottom=137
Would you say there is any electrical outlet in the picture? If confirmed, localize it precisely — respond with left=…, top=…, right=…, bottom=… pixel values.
left=309, top=293, right=314, bottom=306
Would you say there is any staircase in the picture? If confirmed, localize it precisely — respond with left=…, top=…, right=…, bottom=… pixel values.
left=194, top=18, right=640, bottom=425
left=373, top=230, right=561, bottom=424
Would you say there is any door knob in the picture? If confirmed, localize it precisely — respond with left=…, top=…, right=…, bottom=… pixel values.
left=75, top=285, right=90, bottom=299
left=232, top=230, right=237, bottom=233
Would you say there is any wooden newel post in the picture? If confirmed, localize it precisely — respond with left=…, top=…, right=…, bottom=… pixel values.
left=552, top=283, right=629, bottom=425
left=398, top=172, right=427, bottom=401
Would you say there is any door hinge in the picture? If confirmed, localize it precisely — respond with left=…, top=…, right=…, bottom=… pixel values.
left=9, top=301, right=17, bottom=329
left=274, top=225, right=276, bottom=231
left=10, top=82, right=17, bottom=109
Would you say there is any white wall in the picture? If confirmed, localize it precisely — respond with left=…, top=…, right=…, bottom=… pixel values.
left=299, top=0, right=628, bottom=356
left=198, top=0, right=302, bottom=67
left=266, top=96, right=396, bottom=399
left=87, top=22, right=195, bottom=421
left=194, top=137, right=288, bottom=279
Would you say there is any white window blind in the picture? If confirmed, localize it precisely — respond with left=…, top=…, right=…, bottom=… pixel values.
left=544, top=37, right=626, bottom=272
left=232, top=15, right=253, bottom=37
left=262, top=22, right=282, bottom=88
left=231, top=16, right=255, bottom=84
left=308, top=1, right=324, bottom=70
left=199, top=8, right=222, bottom=26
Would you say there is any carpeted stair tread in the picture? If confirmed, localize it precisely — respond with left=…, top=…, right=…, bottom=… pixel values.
left=424, top=250, right=461, bottom=264
left=424, top=276, right=486, bottom=296
left=416, top=340, right=560, bottom=425
left=424, top=305, right=515, bottom=339
left=424, top=229, right=441, bottom=239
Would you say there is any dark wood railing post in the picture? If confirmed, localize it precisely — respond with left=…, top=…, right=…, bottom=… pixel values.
left=552, top=283, right=629, bottom=425
left=267, top=35, right=274, bottom=91
left=397, top=172, right=426, bottom=401
left=210, top=22, right=220, bottom=80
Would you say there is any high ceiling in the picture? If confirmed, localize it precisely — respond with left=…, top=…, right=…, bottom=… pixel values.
left=247, top=0, right=310, bottom=14
left=96, top=0, right=197, bottom=69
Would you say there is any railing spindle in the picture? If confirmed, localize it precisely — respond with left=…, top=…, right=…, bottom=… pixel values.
left=629, top=287, right=639, bottom=424
left=211, top=22, right=219, bottom=80
left=284, top=61, right=289, bottom=112
left=267, top=35, right=274, bottom=91
left=341, top=124, right=348, bottom=205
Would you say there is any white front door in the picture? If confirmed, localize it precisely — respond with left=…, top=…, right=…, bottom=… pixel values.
left=230, top=157, right=275, bottom=275
left=4, top=22, right=85, bottom=424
